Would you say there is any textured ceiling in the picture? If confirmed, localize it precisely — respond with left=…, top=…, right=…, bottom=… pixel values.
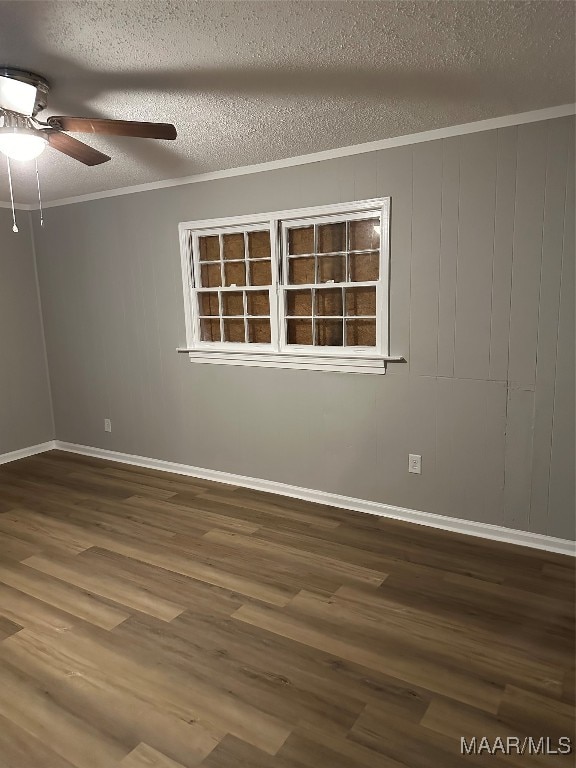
left=0, top=0, right=574, bottom=204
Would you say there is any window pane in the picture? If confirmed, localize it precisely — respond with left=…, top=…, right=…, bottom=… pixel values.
left=200, top=263, right=222, bottom=288
left=349, top=252, right=379, bottom=282
left=247, top=318, right=271, bottom=343
left=318, top=254, right=345, bottom=283
left=199, top=292, right=219, bottom=316
left=346, top=319, right=376, bottom=346
left=289, top=257, right=315, bottom=285
left=199, top=235, right=220, bottom=261
left=224, top=261, right=246, bottom=287
left=316, top=319, right=344, bottom=346
left=289, top=226, right=313, bottom=255
left=200, top=318, right=221, bottom=342
left=247, top=291, right=270, bottom=316
left=248, top=231, right=271, bottom=259
left=316, top=288, right=343, bottom=316
left=286, top=289, right=312, bottom=316
left=345, top=286, right=376, bottom=316
left=350, top=219, right=380, bottom=251
left=318, top=222, right=346, bottom=253
left=222, top=291, right=244, bottom=316
left=250, top=260, right=272, bottom=286
left=287, top=319, right=313, bottom=345
left=222, top=233, right=245, bottom=260
left=223, top=318, right=246, bottom=342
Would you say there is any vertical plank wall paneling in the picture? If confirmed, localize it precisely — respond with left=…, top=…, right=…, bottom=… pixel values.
left=453, top=131, right=497, bottom=381
left=488, top=127, right=517, bottom=382
left=32, top=116, right=575, bottom=539
left=436, top=137, right=460, bottom=379
left=547, top=124, right=575, bottom=539
left=504, top=120, right=566, bottom=532
left=410, top=142, right=442, bottom=378
left=508, top=122, right=549, bottom=388
left=0, top=209, right=54, bottom=454
left=530, top=119, right=570, bottom=533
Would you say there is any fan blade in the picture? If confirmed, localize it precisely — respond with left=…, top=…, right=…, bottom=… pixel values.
left=47, top=116, right=177, bottom=140
left=46, top=131, right=111, bottom=166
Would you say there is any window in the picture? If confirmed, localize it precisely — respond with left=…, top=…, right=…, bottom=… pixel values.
left=179, top=198, right=392, bottom=373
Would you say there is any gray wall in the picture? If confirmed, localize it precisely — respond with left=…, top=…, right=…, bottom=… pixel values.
left=34, top=116, right=575, bottom=539
left=0, top=208, right=54, bottom=454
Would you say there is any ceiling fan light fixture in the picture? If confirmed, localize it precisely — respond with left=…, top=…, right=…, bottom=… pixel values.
left=0, top=126, right=47, bottom=161
left=0, top=68, right=176, bottom=169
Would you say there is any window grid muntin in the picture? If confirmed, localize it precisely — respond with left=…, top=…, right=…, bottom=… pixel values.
left=219, top=234, right=224, bottom=288
left=242, top=283, right=248, bottom=341
left=198, top=288, right=273, bottom=343
left=217, top=285, right=224, bottom=342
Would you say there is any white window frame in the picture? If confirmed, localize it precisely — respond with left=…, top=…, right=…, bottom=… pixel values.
left=178, top=198, right=397, bottom=373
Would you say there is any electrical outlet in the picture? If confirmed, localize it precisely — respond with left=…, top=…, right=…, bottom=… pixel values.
left=104, top=418, right=112, bottom=433
left=408, top=454, right=421, bottom=474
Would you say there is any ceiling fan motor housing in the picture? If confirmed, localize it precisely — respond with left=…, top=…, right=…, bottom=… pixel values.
left=0, top=68, right=50, bottom=116
left=0, top=110, right=34, bottom=131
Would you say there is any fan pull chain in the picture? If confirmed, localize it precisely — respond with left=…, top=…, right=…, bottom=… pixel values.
left=35, top=159, right=44, bottom=227
left=6, top=157, right=18, bottom=233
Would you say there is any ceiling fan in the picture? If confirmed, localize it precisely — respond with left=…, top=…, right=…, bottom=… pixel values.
left=0, top=67, right=177, bottom=165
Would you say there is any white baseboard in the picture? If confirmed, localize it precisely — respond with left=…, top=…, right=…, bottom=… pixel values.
left=47, top=440, right=575, bottom=557
left=0, top=440, right=57, bottom=466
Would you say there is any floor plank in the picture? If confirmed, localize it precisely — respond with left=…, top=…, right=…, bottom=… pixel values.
left=119, top=743, right=188, bottom=767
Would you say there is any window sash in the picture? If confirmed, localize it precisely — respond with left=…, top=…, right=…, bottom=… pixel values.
left=188, top=225, right=278, bottom=350
left=278, top=206, right=386, bottom=355
left=279, top=283, right=382, bottom=354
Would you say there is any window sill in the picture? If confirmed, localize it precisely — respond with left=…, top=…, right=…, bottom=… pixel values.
left=177, top=348, right=405, bottom=374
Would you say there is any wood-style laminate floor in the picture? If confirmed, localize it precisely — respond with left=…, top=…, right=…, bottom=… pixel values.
left=0, top=450, right=573, bottom=768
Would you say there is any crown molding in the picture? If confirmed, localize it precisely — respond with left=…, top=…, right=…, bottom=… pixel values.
left=0, top=200, right=35, bottom=211
left=2, top=104, right=574, bottom=211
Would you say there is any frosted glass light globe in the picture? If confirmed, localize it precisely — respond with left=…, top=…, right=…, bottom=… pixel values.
left=0, top=130, right=47, bottom=161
